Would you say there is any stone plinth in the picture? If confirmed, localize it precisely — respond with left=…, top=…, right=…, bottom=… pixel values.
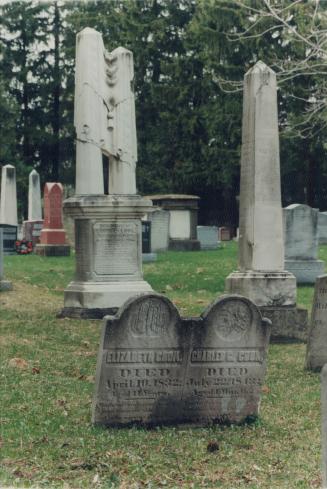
left=0, top=224, right=17, bottom=254
left=60, top=195, right=153, bottom=318
left=225, top=62, right=305, bottom=340
left=145, top=194, right=200, bottom=251
left=92, top=293, right=271, bottom=427
left=284, top=204, right=325, bottom=284
left=0, top=229, right=12, bottom=291
left=36, top=183, right=70, bottom=257
left=0, top=165, right=17, bottom=226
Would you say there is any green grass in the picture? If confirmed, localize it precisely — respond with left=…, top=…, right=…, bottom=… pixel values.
left=0, top=242, right=326, bottom=488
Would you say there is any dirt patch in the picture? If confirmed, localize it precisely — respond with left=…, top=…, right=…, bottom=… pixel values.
left=0, top=281, right=62, bottom=314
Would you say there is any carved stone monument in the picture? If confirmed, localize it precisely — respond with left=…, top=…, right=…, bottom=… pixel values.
left=0, top=229, right=12, bottom=291
left=35, top=183, right=70, bottom=256
left=225, top=61, right=307, bottom=340
left=306, top=275, right=327, bottom=371
left=92, top=293, right=271, bottom=426
left=60, top=28, right=152, bottom=318
left=22, top=169, right=44, bottom=247
left=284, top=204, right=324, bottom=284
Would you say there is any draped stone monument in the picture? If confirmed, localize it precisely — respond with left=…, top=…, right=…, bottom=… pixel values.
left=60, top=28, right=152, bottom=319
left=23, top=169, right=44, bottom=247
left=225, top=61, right=307, bottom=340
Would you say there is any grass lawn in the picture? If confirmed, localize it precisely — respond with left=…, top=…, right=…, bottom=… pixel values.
left=0, top=241, right=326, bottom=488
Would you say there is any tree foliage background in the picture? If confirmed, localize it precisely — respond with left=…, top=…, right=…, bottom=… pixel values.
left=0, top=0, right=327, bottom=223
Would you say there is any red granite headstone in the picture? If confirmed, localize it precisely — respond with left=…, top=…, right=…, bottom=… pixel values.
left=35, top=183, right=70, bottom=255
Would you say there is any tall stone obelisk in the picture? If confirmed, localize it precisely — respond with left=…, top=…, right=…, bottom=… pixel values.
left=225, top=62, right=306, bottom=340
left=0, top=165, right=17, bottom=226
left=60, top=28, right=152, bottom=319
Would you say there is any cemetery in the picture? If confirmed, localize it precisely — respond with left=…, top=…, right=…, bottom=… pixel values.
left=2, top=1, right=327, bottom=488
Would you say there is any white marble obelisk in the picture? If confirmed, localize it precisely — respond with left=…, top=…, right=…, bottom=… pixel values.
left=28, top=169, right=42, bottom=221
left=225, top=62, right=305, bottom=339
left=0, top=165, right=17, bottom=226
left=61, top=28, right=152, bottom=318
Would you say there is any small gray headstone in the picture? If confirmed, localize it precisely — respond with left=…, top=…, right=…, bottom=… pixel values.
left=197, top=225, right=220, bottom=250
left=92, top=293, right=271, bottom=426
left=306, top=275, right=327, bottom=371
left=149, top=210, right=170, bottom=252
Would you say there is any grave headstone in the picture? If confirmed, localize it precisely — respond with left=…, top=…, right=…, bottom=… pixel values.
left=22, top=170, right=44, bottom=247
left=145, top=195, right=200, bottom=251
left=284, top=204, right=324, bottom=284
left=148, top=209, right=170, bottom=252
left=92, top=293, right=271, bottom=427
left=306, top=275, right=327, bottom=371
left=142, top=220, right=157, bottom=263
left=197, top=225, right=220, bottom=250
left=36, top=183, right=70, bottom=256
left=0, top=224, right=17, bottom=254
left=225, top=61, right=306, bottom=341
left=0, top=164, right=17, bottom=227
left=0, top=229, right=12, bottom=291
left=219, top=227, right=232, bottom=241
left=318, top=212, right=327, bottom=245
left=322, top=364, right=327, bottom=489
left=60, top=28, right=152, bottom=318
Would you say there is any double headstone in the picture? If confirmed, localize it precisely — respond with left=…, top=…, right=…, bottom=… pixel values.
left=22, top=170, right=44, bottom=247
left=284, top=204, right=324, bottom=284
left=60, top=28, right=152, bottom=318
left=92, top=293, right=271, bottom=426
left=225, top=61, right=307, bottom=341
left=36, top=183, right=70, bottom=256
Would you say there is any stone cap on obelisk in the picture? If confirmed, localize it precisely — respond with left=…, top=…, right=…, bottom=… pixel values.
left=238, top=60, right=284, bottom=272
left=0, top=164, right=17, bottom=226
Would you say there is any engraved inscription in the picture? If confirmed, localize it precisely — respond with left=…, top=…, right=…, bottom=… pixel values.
left=129, top=298, right=169, bottom=336
left=214, top=300, right=252, bottom=341
left=94, top=222, right=138, bottom=275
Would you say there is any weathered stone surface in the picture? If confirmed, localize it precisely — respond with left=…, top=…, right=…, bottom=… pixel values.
left=306, top=276, right=327, bottom=370
left=92, top=293, right=271, bottom=427
left=61, top=195, right=152, bottom=317
left=148, top=209, right=169, bottom=252
left=75, top=28, right=137, bottom=195
left=260, top=306, right=308, bottom=342
left=197, top=226, right=219, bottom=250
left=225, top=62, right=299, bottom=340
left=318, top=212, right=327, bottom=244
left=0, top=229, right=12, bottom=291
left=238, top=62, right=284, bottom=272
left=284, top=204, right=324, bottom=283
left=28, top=170, right=42, bottom=221
left=0, top=165, right=17, bottom=226
left=321, top=365, right=327, bottom=488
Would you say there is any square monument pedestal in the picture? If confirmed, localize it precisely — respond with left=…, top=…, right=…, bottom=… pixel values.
left=225, top=270, right=307, bottom=341
left=59, top=194, right=153, bottom=319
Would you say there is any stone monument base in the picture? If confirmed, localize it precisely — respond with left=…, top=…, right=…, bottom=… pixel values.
left=0, top=280, right=12, bottom=292
left=60, top=280, right=153, bottom=319
left=169, top=239, right=200, bottom=251
left=225, top=270, right=297, bottom=307
left=35, top=244, right=71, bottom=257
left=260, top=306, right=308, bottom=342
left=285, top=259, right=325, bottom=284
